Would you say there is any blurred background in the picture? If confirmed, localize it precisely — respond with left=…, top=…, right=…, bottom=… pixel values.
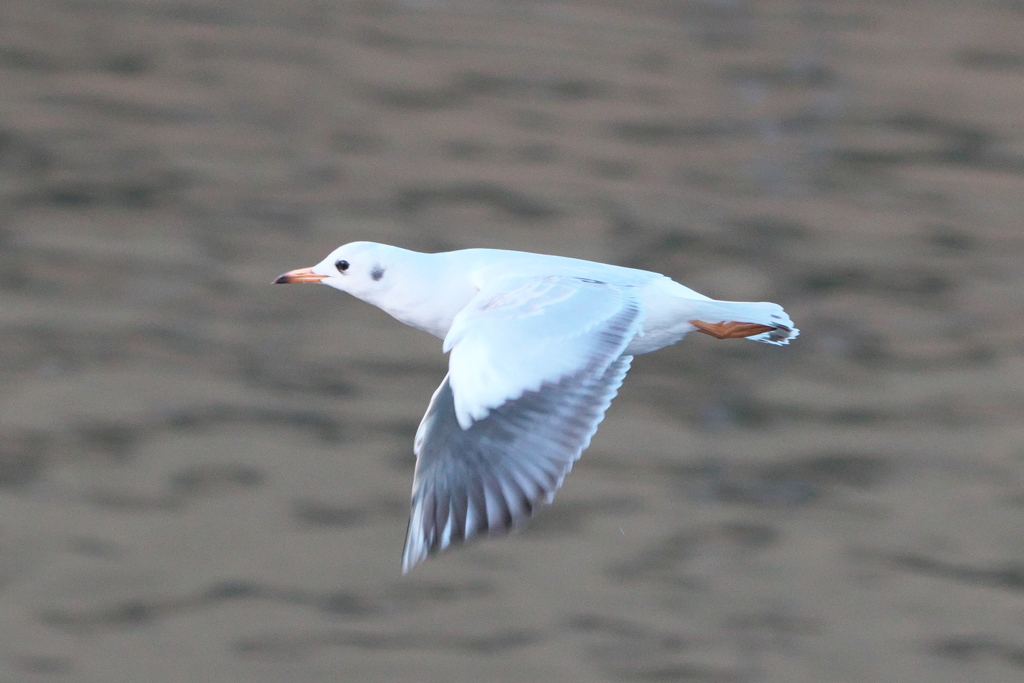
left=1, top=0, right=1023, bottom=681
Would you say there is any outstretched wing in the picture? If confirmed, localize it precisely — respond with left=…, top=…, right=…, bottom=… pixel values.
left=402, top=276, right=643, bottom=572
left=403, top=356, right=634, bottom=573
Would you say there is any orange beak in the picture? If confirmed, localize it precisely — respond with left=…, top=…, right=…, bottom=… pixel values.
left=273, top=267, right=326, bottom=284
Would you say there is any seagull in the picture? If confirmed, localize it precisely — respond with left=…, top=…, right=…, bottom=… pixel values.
left=275, top=242, right=798, bottom=572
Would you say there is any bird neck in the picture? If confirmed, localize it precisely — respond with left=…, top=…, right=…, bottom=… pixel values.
left=360, top=253, right=477, bottom=340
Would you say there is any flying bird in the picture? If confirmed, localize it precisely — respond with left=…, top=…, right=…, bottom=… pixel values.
left=275, top=242, right=798, bottom=572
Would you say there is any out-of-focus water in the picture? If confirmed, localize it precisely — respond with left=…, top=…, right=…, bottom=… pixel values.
left=1, top=1, right=1024, bottom=681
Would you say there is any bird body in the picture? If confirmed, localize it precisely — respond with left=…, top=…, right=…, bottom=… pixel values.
left=275, top=242, right=798, bottom=572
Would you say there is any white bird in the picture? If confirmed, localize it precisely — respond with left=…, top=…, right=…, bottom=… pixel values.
left=275, top=242, right=798, bottom=572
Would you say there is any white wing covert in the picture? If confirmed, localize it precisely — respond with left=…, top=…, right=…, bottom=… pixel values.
left=443, top=275, right=642, bottom=429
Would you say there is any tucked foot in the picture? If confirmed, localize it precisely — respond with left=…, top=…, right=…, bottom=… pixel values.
left=689, top=320, right=779, bottom=340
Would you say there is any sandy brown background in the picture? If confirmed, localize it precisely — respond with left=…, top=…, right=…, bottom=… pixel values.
left=1, top=0, right=1024, bottom=681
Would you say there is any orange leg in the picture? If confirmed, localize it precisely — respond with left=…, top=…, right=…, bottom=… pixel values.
left=689, top=320, right=776, bottom=340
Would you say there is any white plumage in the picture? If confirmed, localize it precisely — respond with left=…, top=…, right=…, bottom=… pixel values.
left=274, top=242, right=798, bottom=572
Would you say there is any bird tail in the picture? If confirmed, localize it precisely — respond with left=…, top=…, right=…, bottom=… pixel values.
left=689, top=300, right=800, bottom=346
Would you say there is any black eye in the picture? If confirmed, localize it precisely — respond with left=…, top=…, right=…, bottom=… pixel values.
left=335, top=259, right=349, bottom=272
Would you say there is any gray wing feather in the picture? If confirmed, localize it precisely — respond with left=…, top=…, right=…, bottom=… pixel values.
left=402, top=353, right=634, bottom=573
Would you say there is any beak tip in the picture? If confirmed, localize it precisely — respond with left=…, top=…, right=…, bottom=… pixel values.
left=272, top=273, right=290, bottom=284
